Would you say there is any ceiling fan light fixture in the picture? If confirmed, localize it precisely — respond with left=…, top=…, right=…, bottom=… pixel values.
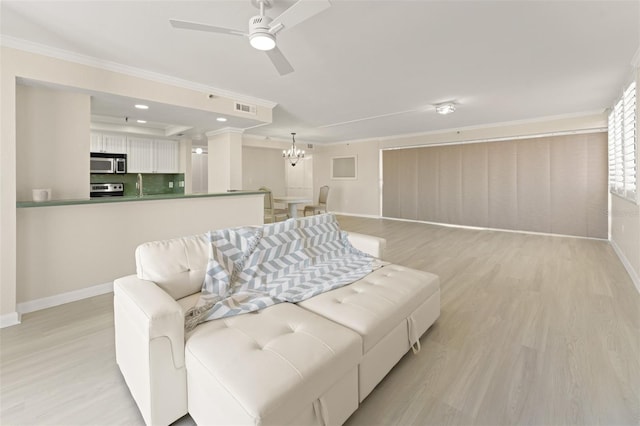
left=249, top=32, right=276, bottom=51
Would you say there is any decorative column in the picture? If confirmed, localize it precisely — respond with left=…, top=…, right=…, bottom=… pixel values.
left=206, top=128, right=244, bottom=193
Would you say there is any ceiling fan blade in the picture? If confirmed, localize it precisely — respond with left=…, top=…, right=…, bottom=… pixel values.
left=270, top=0, right=331, bottom=33
left=265, top=47, right=294, bottom=76
left=169, top=19, right=246, bottom=37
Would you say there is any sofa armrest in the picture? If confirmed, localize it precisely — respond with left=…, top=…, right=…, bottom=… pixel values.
left=114, top=275, right=187, bottom=425
left=347, top=232, right=387, bottom=259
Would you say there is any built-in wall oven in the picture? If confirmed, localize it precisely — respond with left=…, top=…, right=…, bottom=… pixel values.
left=90, top=152, right=127, bottom=174
left=90, top=183, right=124, bottom=198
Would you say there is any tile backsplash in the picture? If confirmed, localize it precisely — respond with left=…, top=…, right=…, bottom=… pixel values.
left=91, top=173, right=185, bottom=196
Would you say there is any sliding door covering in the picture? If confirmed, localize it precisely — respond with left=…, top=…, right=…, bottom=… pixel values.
left=382, top=133, right=608, bottom=238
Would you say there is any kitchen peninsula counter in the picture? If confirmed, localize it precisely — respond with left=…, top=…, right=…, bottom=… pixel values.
left=15, top=191, right=264, bottom=311
left=16, top=190, right=263, bottom=208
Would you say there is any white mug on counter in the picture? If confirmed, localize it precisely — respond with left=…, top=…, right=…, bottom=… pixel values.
left=32, top=188, right=51, bottom=202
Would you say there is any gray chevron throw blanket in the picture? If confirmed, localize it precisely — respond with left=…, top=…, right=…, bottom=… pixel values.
left=185, top=213, right=377, bottom=331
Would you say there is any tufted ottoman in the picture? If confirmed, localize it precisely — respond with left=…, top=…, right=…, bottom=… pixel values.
left=298, top=265, right=440, bottom=400
left=185, top=302, right=362, bottom=426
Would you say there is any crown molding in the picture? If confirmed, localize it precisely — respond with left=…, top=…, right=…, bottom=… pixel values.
left=205, top=127, right=246, bottom=137
left=0, top=35, right=277, bottom=109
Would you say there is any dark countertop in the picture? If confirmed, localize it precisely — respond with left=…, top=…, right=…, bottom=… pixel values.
left=16, top=191, right=264, bottom=208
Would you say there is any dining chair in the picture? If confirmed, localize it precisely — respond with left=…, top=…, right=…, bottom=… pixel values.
left=259, top=187, right=288, bottom=223
left=303, top=185, right=330, bottom=216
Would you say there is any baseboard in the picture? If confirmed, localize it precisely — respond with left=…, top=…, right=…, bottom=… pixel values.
left=0, top=311, right=22, bottom=328
left=610, top=240, right=640, bottom=294
left=16, top=282, right=114, bottom=315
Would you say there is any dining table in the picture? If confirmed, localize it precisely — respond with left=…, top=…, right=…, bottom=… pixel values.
left=273, top=196, right=312, bottom=218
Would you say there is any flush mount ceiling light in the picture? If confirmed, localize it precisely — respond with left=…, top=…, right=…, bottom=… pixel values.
left=134, top=104, right=149, bottom=110
left=136, top=119, right=147, bottom=124
left=216, top=117, right=228, bottom=122
left=435, top=102, right=456, bottom=115
left=194, top=147, right=204, bottom=154
left=282, top=132, right=304, bottom=167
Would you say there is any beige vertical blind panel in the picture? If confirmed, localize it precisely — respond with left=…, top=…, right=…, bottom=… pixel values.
left=398, top=149, right=418, bottom=219
left=382, top=133, right=608, bottom=238
left=461, top=143, right=489, bottom=227
left=550, top=136, right=589, bottom=236
left=516, top=138, right=551, bottom=233
left=586, top=133, right=609, bottom=238
left=487, top=141, right=518, bottom=231
left=416, top=148, right=439, bottom=221
left=437, top=145, right=463, bottom=224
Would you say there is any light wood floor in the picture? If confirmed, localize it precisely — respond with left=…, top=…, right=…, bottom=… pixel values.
left=1, top=216, right=638, bottom=425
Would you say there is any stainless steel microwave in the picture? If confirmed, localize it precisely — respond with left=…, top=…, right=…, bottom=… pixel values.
left=90, top=152, right=127, bottom=174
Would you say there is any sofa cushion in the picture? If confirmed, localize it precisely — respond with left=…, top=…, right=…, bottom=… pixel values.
left=185, top=303, right=362, bottom=425
left=135, top=234, right=210, bottom=300
left=298, top=265, right=440, bottom=352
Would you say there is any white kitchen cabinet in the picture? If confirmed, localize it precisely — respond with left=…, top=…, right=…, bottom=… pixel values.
left=90, top=133, right=102, bottom=152
left=126, top=137, right=180, bottom=173
left=90, top=132, right=127, bottom=154
left=153, top=139, right=180, bottom=173
left=104, top=134, right=128, bottom=154
left=127, top=137, right=154, bottom=173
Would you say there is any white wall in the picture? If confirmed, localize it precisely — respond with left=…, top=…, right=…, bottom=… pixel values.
left=611, top=195, right=640, bottom=288
left=192, top=153, right=208, bottom=193
left=16, top=85, right=90, bottom=201
left=242, top=146, right=287, bottom=194
left=610, top=67, right=640, bottom=291
left=314, top=142, right=381, bottom=216
left=285, top=156, right=313, bottom=199
left=207, top=130, right=243, bottom=192
left=180, top=138, right=192, bottom=193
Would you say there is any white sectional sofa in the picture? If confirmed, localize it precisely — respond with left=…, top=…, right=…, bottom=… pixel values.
left=114, top=218, right=440, bottom=426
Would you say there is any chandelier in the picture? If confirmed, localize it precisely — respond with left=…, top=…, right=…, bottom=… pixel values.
left=282, top=132, right=305, bottom=166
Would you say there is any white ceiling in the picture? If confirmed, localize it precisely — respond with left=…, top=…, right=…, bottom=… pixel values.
left=2, top=0, right=639, bottom=144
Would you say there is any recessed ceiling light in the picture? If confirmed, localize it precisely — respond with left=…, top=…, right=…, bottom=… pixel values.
left=435, top=103, right=456, bottom=115
left=136, top=119, right=147, bottom=124
left=216, top=117, right=227, bottom=122
left=134, top=104, right=149, bottom=110
left=195, top=147, right=204, bottom=154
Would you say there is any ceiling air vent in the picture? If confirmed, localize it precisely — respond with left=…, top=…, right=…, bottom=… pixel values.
left=234, top=102, right=257, bottom=115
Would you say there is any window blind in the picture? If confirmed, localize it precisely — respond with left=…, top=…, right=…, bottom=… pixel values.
left=608, top=80, right=637, bottom=202
left=382, top=133, right=608, bottom=239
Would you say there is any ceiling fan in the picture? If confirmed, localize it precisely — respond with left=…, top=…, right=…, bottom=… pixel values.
left=170, top=0, right=331, bottom=76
